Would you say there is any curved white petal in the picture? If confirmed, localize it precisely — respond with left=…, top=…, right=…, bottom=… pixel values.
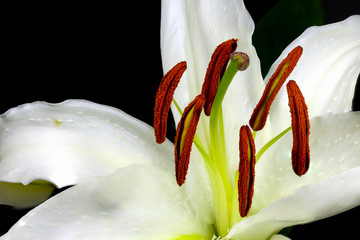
left=226, top=166, right=360, bottom=240
left=2, top=165, right=213, bottom=240
left=269, top=235, right=291, bottom=240
left=181, top=148, right=215, bottom=227
left=0, top=100, right=174, bottom=203
left=253, top=112, right=360, bottom=210
left=266, top=15, right=360, bottom=135
left=226, top=112, right=360, bottom=239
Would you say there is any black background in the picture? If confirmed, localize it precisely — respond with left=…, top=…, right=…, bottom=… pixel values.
left=1, top=0, right=359, bottom=238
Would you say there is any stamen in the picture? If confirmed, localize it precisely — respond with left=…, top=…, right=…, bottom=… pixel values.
left=249, top=46, right=303, bottom=131
left=174, top=94, right=205, bottom=186
left=154, top=61, right=187, bottom=143
left=238, top=125, right=256, bottom=217
left=201, top=39, right=238, bottom=116
left=286, top=80, right=310, bottom=176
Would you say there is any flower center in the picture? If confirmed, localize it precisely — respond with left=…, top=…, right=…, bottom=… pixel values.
left=154, top=40, right=310, bottom=238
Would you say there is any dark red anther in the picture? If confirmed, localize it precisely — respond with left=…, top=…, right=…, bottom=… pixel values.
left=201, top=39, right=238, bottom=116
left=238, top=125, right=256, bottom=217
left=174, top=94, right=205, bottom=186
left=249, top=46, right=303, bottom=131
left=286, top=80, right=310, bottom=176
left=154, top=61, right=187, bottom=143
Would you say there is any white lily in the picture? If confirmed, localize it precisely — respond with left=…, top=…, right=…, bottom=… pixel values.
left=1, top=0, right=360, bottom=239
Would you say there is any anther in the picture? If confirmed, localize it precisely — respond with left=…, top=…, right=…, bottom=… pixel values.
left=286, top=80, right=310, bottom=176
left=238, top=125, right=256, bottom=217
left=154, top=61, right=187, bottom=144
left=201, top=39, right=238, bottom=116
left=174, top=94, right=205, bottom=186
left=249, top=46, right=303, bottom=131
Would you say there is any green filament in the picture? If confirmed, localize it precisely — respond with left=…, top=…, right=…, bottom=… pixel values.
left=256, top=126, right=292, bottom=162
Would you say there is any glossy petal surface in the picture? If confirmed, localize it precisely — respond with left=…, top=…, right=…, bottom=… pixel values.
left=265, top=16, right=360, bottom=135
left=0, top=100, right=174, bottom=207
left=2, top=165, right=212, bottom=240
left=226, top=112, right=360, bottom=239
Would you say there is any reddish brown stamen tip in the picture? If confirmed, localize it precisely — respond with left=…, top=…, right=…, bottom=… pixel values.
left=238, top=125, right=256, bottom=217
left=174, top=94, right=205, bottom=186
left=249, top=46, right=303, bottom=131
left=154, top=61, right=187, bottom=144
left=201, top=39, right=238, bottom=116
left=286, top=80, right=310, bottom=176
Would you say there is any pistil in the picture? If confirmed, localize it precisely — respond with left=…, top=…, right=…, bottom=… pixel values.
left=208, top=52, right=251, bottom=216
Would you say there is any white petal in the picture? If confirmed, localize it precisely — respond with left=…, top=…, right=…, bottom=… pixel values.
left=182, top=147, right=215, bottom=226
left=266, top=15, right=360, bottom=135
left=269, top=235, right=291, bottom=240
left=161, top=0, right=263, bottom=121
left=226, top=166, right=360, bottom=240
left=161, top=0, right=265, bottom=169
left=225, top=112, right=360, bottom=239
left=0, top=100, right=174, bottom=203
left=2, top=165, right=213, bottom=240
left=253, top=112, right=360, bottom=210
left=223, top=68, right=266, bottom=174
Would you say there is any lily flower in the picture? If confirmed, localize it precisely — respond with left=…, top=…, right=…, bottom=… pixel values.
left=1, top=0, right=360, bottom=239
